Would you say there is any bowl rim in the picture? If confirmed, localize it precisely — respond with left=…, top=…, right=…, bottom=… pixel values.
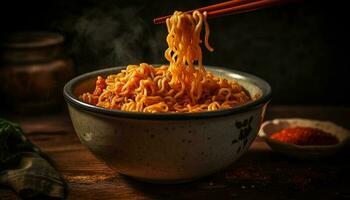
left=63, top=65, right=272, bottom=120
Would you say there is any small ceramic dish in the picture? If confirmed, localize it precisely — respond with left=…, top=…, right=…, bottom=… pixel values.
left=259, top=118, right=350, bottom=159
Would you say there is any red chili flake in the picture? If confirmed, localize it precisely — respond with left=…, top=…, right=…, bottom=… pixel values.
left=292, top=175, right=310, bottom=191
left=93, top=76, right=107, bottom=96
left=270, top=127, right=338, bottom=146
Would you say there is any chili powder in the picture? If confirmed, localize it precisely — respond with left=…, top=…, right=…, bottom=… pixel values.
left=270, top=127, right=338, bottom=146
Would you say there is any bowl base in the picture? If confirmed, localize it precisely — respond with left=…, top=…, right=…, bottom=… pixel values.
left=123, top=174, right=200, bottom=184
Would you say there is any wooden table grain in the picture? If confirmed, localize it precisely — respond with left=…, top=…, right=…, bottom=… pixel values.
left=1, top=106, right=350, bottom=200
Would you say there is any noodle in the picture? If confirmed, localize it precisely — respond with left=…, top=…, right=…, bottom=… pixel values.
left=80, top=11, right=251, bottom=113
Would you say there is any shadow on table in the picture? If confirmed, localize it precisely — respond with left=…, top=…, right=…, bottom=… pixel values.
left=119, top=147, right=350, bottom=200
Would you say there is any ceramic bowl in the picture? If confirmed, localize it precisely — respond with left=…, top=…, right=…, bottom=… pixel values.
left=259, top=118, right=350, bottom=159
left=63, top=66, right=271, bottom=183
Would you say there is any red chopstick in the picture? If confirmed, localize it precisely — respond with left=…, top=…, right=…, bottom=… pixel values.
left=153, top=0, right=297, bottom=24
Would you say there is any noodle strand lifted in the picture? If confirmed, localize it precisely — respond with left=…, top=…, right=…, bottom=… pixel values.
left=80, top=11, right=251, bottom=113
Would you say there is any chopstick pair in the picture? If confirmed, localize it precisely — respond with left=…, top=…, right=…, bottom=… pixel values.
left=153, top=0, right=300, bottom=24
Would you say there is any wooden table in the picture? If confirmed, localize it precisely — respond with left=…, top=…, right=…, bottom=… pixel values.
left=1, top=106, right=350, bottom=199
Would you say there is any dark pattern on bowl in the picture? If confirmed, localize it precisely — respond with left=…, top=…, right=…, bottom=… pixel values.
left=235, top=116, right=253, bottom=154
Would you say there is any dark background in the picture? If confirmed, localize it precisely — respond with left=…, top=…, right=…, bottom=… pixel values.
left=0, top=0, right=349, bottom=105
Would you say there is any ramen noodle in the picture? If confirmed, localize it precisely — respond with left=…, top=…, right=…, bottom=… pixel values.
left=80, top=11, right=251, bottom=113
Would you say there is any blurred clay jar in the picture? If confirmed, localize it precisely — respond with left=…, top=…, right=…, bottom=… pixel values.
left=0, top=31, right=74, bottom=113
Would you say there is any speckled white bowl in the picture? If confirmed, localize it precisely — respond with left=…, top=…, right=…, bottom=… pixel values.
left=259, top=118, right=350, bottom=160
left=64, top=66, right=271, bottom=183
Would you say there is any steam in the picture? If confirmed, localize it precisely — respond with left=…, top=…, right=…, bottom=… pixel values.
left=54, top=5, right=167, bottom=72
